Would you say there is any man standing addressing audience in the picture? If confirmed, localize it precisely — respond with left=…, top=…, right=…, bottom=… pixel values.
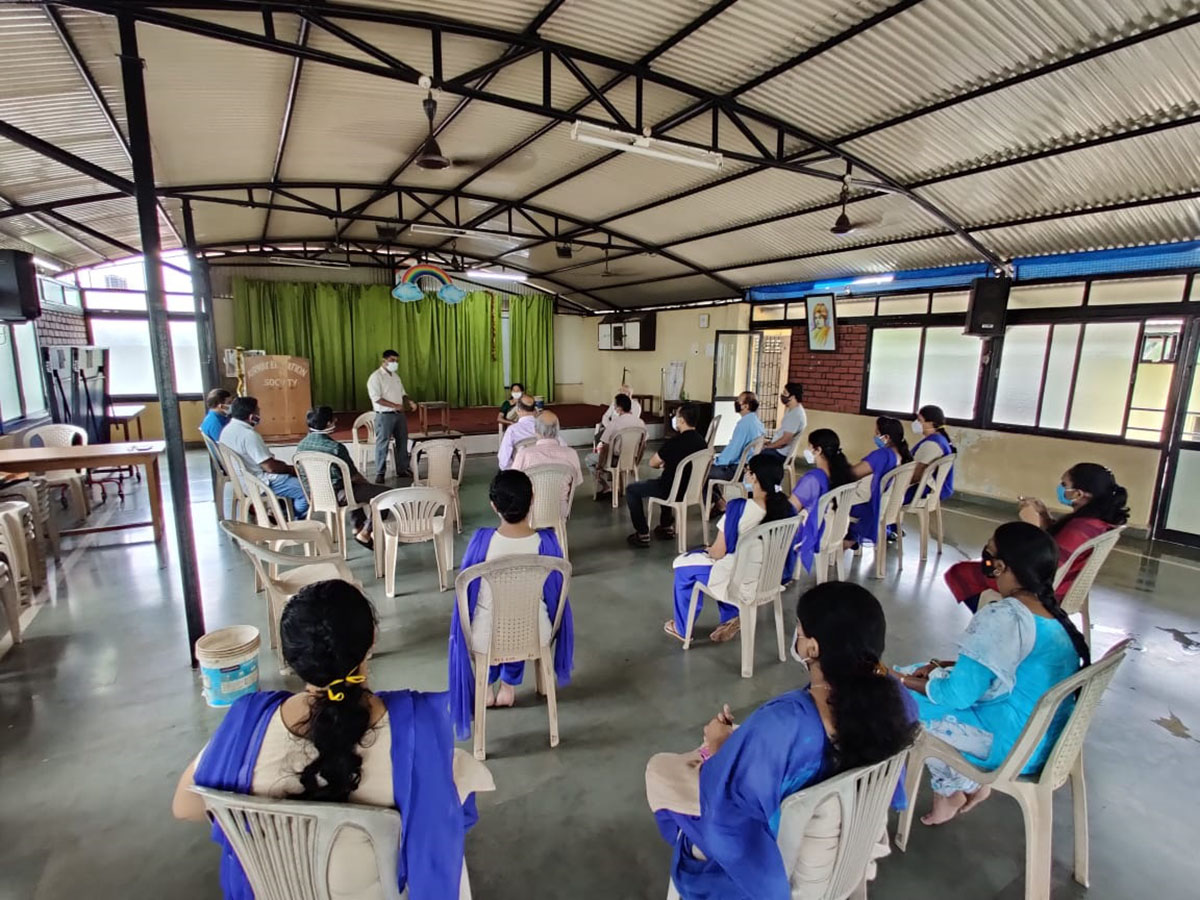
left=762, top=381, right=807, bottom=458
left=627, top=402, right=707, bottom=548
left=219, top=395, right=309, bottom=517
left=367, top=348, right=414, bottom=483
left=296, top=406, right=389, bottom=548
left=706, top=390, right=766, bottom=517
left=512, top=410, right=583, bottom=519
left=586, top=393, right=646, bottom=501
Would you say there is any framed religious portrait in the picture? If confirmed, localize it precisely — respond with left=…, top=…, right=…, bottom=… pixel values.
left=806, top=295, right=837, bottom=352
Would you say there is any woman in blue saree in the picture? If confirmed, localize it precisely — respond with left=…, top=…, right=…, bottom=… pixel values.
left=894, top=522, right=1089, bottom=826
left=173, top=580, right=492, bottom=900
left=448, top=469, right=573, bottom=736
left=647, top=583, right=919, bottom=900
left=788, top=428, right=855, bottom=574
left=845, top=416, right=912, bottom=548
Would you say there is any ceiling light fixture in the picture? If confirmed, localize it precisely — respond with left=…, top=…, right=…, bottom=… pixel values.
left=409, top=223, right=528, bottom=244
left=570, top=121, right=723, bottom=171
left=32, top=256, right=63, bottom=272
left=268, top=256, right=352, bottom=269
left=555, top=243, right=573, bottom=260
left=465, top=269, right=528, bottom=282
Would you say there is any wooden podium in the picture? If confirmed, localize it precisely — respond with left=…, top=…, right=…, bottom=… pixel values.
left=243, top=355, right=312, bottom=439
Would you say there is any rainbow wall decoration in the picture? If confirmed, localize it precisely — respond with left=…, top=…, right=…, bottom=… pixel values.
left=392, top=264, right=467, bottom=304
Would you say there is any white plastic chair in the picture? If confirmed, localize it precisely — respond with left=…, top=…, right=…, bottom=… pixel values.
left=900, top=452, right=956, bottom=560
left=454, top=554, right=572, bottom=761
left=702, top=436, right=766, bottom=543
left=854, top=461, right=918, bottom=579
left=413, top=438, right=466, bottom=534
left=681, top=517, right=800, bottom=678
left=896, top=638, right=1134, bottom=900
left=781, top=432, right=806, bottom=494
left=600, top=426, right=646, bottom=508
left=221, top=519, right=353, bottom=656
left=351, top=412, right=387, bottom=477
left=704, top=414, right=721, bottom=450
left=648, top=447, right=714, bottom=553
left=666, top=749, right=910, bottom=900
left=810, top=477, right=872, bottom=584
left=189, top=786, right=475, bottom=900
left=0, top=558, right=19, bottom=645
left=524, top=463, right=577, bottom=557
left=513, top=435, right=538, bottom=456
left=22, top=423, right=90, bottom=523
left=371, top=487, right=454, bottom=595
left=1, top=476, right=60, bottom=568
left=1054, top=525, right=1125, bottom=644
left=217, top=444, right=259, bottom=525
left=294, top=451, right=368, bottom=558
left=202, top=434, right=234, bottom=522
left=0, top=499, right=40, bottom=603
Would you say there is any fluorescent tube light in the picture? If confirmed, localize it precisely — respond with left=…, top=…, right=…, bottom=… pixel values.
left=268, top=256, right=351, bottom=269
left=465, top=269, right=527, bottom=282
left=570, top=121, right=723, bottom=171
left=409, top=224, right=528, bottom=244
left=33, top=256, right=63, bottom=272
left=850, top=275, right=894, bottom=286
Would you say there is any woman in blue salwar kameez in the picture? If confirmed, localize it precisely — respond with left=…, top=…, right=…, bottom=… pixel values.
left=788, top=429, right=856, bottom=575
left=845, top=416, right=912, bottom=548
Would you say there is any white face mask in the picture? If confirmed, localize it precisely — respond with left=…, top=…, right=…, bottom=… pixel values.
left=790, top=627, right=810, bottom=667
left=803, top=448, right=816, bottom=465
left=511, top=390, right=522, bottom=400
left=385, top=360, right=399, bottom=373
left=672, top=416, right=681, bottom=432
left=911, top=419, right=924, bottom=435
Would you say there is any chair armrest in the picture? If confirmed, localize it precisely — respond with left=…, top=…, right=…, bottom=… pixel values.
left=908, top=731, right=996, bottom=787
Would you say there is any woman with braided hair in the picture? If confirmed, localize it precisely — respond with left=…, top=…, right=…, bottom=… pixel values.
left=895, top=521, right=1089, bottom=826
left=173, top=579, right=493, bottom=898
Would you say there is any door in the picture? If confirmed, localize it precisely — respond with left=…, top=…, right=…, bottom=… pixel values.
left=1157, top=321, right=1200, bottom=545
left=711, top=330, right=763, bottom=446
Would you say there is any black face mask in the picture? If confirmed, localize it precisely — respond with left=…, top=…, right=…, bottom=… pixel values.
left=981, top=547, right=998, bottom=579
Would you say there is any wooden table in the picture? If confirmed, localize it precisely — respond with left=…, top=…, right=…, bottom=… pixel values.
left=108, top=403, right=146, bottom=440
left=417, top=401, right=451, bottom=433
left=0, top=442, right=166, bottom=542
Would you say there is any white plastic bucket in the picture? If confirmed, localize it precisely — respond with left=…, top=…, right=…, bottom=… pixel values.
left=196, top=625, right=261, bottom=708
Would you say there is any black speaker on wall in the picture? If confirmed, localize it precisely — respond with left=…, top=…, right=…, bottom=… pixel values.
left=0, top=249, right=40, bottom=321
left=964, top=276, right=1010, bottom=337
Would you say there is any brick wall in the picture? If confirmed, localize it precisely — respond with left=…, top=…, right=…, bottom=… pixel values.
left=788, top=323, right=867, bottom=414
left=35, top=306, right=89, bottom=348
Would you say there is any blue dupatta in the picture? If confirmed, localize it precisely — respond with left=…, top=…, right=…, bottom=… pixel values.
left=790, top=469, right=829, bottom=573
left=912, top=432, right=954, bottom=499
left=193, top=689, right=474, bottom=900
left=847, top=446, right=898, bottom=545
left=448, top=527, right=574, bottom=741
left=723, top=496, right=799, bottom=583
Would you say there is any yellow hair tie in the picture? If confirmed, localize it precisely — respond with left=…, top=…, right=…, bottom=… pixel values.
left=324, top=671, right=366, bottom=702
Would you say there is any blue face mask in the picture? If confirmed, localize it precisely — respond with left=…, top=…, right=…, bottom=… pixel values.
left=743, top=480, right=755, bottom=493
left=874, top=435, right=887, bottom=450
left=1056, top=484, right=1073, bottom=507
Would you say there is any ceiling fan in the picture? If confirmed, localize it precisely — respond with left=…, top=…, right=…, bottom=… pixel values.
left=599, top=246, right=636, bottom=278
left=413, top=82, right=536, bottom=173
left=829, top=165, right=883, bottom=236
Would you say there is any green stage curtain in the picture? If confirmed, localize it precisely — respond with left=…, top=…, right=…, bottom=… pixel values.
left=233, top=278, right=504, bottom=409
left=509, top=294, right=555, bottom=402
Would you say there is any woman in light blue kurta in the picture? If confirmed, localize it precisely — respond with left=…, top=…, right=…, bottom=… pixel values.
left=788, top=428, right=856, bottom=573
left=846, top=416, right=912, bottom=547
left=648, top=583, right=919, bottom=900
left=894, top=522, right=1089, bottom=826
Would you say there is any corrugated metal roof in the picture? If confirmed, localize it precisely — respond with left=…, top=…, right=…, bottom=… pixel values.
left=538, top=0, right=713, bottom=65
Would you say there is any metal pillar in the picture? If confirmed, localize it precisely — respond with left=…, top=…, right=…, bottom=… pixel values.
left=118, top=14, right=207, bottom=665
left=182, top=199, right=220, bottom=393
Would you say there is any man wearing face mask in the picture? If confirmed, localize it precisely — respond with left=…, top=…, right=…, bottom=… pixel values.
left=761, top=382, right=807, bottom=458
left=296, top=406, right=389, bottom=547
left=199, top=388, right=233, bottom=444
left=706, top=391, right=766, bottom=517
left=219, top=395, right=309, bottom=517
left=367, top=349, right=414, bottom=483
left=627, top=403, right=707, bottom=547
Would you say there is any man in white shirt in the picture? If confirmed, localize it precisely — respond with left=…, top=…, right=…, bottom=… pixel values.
left=497, top=395, right=540, bottom=469
left=762, top=381, right=807, bottom=459
left=218, top=395, right=309, bottom=517
left=512, top=411, right=583, bottom=519
left=595, top=384, right=642, bottom=442
left=585, top=393, right=646, bottom=499
left=366, top=348, right=414, bottom=483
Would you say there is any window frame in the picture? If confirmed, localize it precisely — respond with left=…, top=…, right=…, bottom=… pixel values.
left=0, top=321, right=52, bottom=430
left=85, top=309, right=205, bottom=402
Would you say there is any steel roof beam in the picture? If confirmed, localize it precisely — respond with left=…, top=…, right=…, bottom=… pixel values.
left=0, top=119, right=136, bottom=193
left=0, top=189, right=109, bottom=261
left=260, top=16, right=310, bottom=240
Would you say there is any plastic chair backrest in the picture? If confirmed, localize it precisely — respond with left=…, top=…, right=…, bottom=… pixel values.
left=217, top=444, right=254, bottom=510
left=781, top=432, right=805, bottom=469
left=728, top=436, right=767, bottom=483
left=816, top=481, right=862, bottom=554
left=454, top=555, right=572, bottom=664
left=293, top=451, right=353, bottom=515
left=991, top=638, right=1132, bottom=787
left=666, top=447, right=714, bottom=506
left=243, top=471, right=292, bottom=526
left=514, top=436, right=538, bottom=454
left=203, top=434, right=228, bottom=476
left=373, top=487, right=449, bottom=540
left=705, top=415, right=722, bottom=450
left=352, top=412, right=375, bottom=446
left=23, top=423, right=87, bottom=448
left=910, top=453, right=956, bottom=509
left=878, top=461, right=917, bottom=527
left=525, top=463, right=575, bottom=529
left=414, top=439, right=464, bottom=490
left=1054, top=525, right=1125, bottom=616
left=189, top=786, right=403, bottom=900
left=775, top=750, right=909, bottom=900
left=220, top=520, right=341, bottom=590
left=609, top=426, right=646, bottom=471
left=726, top=516, right=801, bottom=605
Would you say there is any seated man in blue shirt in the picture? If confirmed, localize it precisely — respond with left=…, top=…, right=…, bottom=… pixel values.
left=199, top=388, right=232, bottom=444
left=706, top=391, right=765, bottom=518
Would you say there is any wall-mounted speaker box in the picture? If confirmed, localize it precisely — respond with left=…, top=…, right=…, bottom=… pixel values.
left=0, top=250, right=40, bottom=321
left=964, top=276, right=1010, bottom=336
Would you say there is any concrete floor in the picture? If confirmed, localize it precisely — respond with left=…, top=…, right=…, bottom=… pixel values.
left=1, top=449, right=1198, bottom=899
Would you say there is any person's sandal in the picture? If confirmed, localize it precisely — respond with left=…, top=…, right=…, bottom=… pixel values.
left=627, top=532, right=651, bottom=548
left=663, top=620, right=686, bottom=643
left=653, top=525, right=676, bottom=540
left=709, top=620, right=742, bottom=643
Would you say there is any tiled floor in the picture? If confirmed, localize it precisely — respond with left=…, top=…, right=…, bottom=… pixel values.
left=1, top=450, right=1198, bottom=899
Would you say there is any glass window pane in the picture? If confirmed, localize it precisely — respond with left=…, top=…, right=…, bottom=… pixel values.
left=90, top=318, right=155, bottom=395
left=1126, top=319, right=1182, bottom=441
left=931, top=290, right=970, bottom=313
left=785, top=302, right=807, bottom=320
left=1068, top=322, right=1140, bottom=435
left=918, top=327, right=982, bottom=420
left=836, top=296, right=875, bottom=318
left=866, top=328, right=921, bottom=413
left=170, top=320, right=203, bottom=394
left=993, top=325, right=1050, bottom=426
left=0, top=327, right=21, bottom=421
left=85, top=290, right=147, bottom=311
left=161, top=252, right=194, bottom=294
left=167, top=293, right=198, bottom=314
left=751, top=303, right=785, bottom=322
left=1088, top=275, right=1187, bottom=306
left=1039, top=324, right=1080, bottom=429
left=877, top=293, right=929, bottom=315
left=1010, top=283, right=1084, bottom=309
left=13, top=322, right=46, bottom=417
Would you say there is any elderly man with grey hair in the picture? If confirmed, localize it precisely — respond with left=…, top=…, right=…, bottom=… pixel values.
left=512, top=409, right=583, bottom=519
